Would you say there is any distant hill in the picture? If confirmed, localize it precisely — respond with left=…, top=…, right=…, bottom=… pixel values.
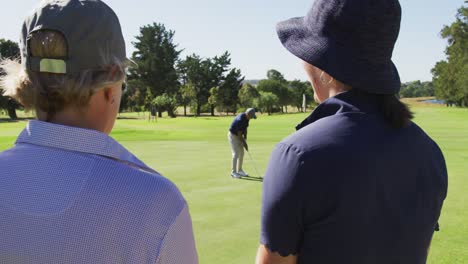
left=243, top=79, right=261, bottom=86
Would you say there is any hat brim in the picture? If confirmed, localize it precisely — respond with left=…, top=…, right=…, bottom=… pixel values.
left=276, top=17, right=401, bottom=94
left=122, top=58, right=137, bottom=70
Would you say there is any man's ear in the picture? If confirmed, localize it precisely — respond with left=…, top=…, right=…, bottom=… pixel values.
left=103, top=87, right=114, bottom=104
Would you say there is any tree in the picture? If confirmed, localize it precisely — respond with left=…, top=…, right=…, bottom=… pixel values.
left=238, top=83, right=260, bottom=108
left=208, top=87, right=218, bottom=116
left=119, top=88, right=129, bottom=113
left=0, top=39, right=21, bottom=120
left=433, top=61, right=457, bottom=105
left=422, top=81, right=435, bottom=97
left=152, top=93, right=178, bottom=118
left=216, top=68, right=244, bottom=115
left=178, top=55, right=198, bottom=85
left=178, top=52, right=232, bottom=115
left=288, top=80, right=314, bottom=112
left=257, top=79, right=290, bottom=112
left=177, top=83, right=196, bottom=116
left=254, top=92, right=279, bottom=115
left=130, top=23, right=181, bottom=98
left=267, top=69, right=287, bottom=83
left=400, top=81, right=435, bottom=98
left=123, top=79, right=147, bottom=114
left=144, top=87, right=154, bottom=115
left=178, top=54, right=206, bottom=115
left=0, top=39, right=20, bottom=60
left=432, top=3, right=468, bottom=106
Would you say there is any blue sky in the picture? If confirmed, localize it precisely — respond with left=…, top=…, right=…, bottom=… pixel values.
left=1, top=0, right=464, bottom=82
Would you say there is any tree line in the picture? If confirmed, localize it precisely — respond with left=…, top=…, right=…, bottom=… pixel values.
left=432, top=2, right=467, bottom=107
left=0, top=23, right=315, bottom=119
left=120, top=23, right=314, bottom=117
left=399, top=81, right=434, bottom=98
left=1, top=3, right=467, bottom=120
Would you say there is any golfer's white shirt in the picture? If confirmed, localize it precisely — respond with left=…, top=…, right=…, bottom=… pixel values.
left=0, top=120, right=198, bottom=264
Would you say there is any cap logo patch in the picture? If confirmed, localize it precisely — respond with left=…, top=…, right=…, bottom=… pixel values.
left=39, top=58, right=66, bottom=74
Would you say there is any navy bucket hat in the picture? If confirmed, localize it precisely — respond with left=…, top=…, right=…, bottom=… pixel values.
left=277, top=0, right=402, bottom=94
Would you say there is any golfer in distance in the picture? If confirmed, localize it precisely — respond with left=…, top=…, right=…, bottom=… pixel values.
left=0, top=0, right=198, bottom=263
left=257, top=0, right=447, bottom=263
left=228, top=108, right=257, bottom=178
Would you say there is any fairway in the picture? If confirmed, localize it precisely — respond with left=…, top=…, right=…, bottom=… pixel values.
left=0, top=104, right=467, bottom=263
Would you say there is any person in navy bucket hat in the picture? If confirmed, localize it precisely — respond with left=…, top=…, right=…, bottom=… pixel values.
left=256, top=0, right=448, bottom=263
left=277, top=0, right=402, bottom=95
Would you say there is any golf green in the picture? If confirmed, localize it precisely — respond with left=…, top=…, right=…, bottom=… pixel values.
left=0, top=104, right=466, bottom=263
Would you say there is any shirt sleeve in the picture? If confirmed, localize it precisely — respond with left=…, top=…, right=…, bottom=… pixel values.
left=260, top=143, right=304, bottom=256
left=155, top=204, right=199, bottom=264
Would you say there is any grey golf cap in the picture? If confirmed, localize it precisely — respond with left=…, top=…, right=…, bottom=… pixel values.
left=246, top=108, right=257, bottom=119
left=20, top=0, right=126, bottom=74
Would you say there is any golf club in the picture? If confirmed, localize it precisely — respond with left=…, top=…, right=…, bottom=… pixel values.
left=246, top=150, right=262, bottom=178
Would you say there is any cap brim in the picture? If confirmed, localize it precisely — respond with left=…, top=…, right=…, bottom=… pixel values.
left=125, top=58, right=138, bottom=68
left=276, top=17, right=401, bottom=94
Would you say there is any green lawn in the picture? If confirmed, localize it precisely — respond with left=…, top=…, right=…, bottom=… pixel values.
left=0, top=105, right=467, bottom=263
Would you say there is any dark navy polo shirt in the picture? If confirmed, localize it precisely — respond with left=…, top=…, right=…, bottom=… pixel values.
left=229, top=112, right=249, bottom=137
left=260, top=90, right=447, bottom=264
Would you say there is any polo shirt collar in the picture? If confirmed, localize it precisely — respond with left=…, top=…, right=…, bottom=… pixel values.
left=296, top=89, right=380, bottom=131
left=16, top=120, right=155, bottom=173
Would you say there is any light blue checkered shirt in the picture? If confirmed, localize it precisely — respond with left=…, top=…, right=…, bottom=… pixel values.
left=0, top=120, right=198, bottom=263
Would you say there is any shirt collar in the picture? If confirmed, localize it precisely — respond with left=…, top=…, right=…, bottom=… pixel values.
left=16, top=120, right=155, bottom=173
left=296, top=90, right=381, bottom=131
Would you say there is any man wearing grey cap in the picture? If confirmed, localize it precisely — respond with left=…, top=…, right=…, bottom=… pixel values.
left=228, top=108, right=257, bottom=178
left=0, top=0, right=198, bottom=263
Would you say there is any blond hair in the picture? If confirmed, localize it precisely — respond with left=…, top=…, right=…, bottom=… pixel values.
left=0, top=30, right=126, bottom=120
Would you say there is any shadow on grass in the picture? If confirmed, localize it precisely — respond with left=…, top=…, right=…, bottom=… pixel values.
left=116, top=116, right=141, bottom=120
left=238, top=176, right=263, bottom=182
left=0, top=117, right=33, bottom=123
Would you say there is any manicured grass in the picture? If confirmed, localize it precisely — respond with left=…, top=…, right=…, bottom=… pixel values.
left=0, top=104, right=467, bottom=263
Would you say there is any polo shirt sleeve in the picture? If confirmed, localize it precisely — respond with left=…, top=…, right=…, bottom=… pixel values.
left=155, top=204, right=198, bottom=264
left=260, top=143, right=304, bottom=256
